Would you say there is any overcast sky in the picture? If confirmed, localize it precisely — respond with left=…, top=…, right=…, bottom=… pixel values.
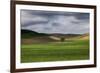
left=21, top=9, right=90, bottom=34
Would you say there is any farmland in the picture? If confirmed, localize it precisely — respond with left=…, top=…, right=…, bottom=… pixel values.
left=21, top=38, right=89, bottom=63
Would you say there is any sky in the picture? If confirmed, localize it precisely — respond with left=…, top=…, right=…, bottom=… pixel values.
left=21, top=9, right=90, bottom=34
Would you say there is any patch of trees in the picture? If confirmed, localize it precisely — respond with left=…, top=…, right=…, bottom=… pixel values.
left=60, top=37, right=65, bottom=42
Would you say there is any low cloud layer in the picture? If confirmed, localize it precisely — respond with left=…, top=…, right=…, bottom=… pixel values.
left=21, top=9, right=90, bottom=34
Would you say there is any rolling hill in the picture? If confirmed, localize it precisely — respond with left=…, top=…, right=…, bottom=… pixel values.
left=79, top=33, right=89, bottom=40
left=21, top=29, right=48, bottom=38
left=21, top=29, right=89, bottom=44
left=21, top=29, right=57, bottom=44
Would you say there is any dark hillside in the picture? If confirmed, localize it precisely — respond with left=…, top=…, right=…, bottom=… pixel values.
left=21, top=29, right=48, bottom=38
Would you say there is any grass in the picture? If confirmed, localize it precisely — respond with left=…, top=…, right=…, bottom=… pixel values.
left=21, top=39, right=89, bottom=63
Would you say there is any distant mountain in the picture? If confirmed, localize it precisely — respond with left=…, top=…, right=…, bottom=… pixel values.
left=21, top=29, right=48, bottom=38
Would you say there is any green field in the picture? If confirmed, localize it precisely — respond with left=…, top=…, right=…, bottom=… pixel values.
left=21, top=39, right=89, bottom=63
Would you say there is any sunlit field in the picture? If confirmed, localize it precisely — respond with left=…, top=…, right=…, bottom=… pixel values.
left=21, top=39, right=89, bottom=63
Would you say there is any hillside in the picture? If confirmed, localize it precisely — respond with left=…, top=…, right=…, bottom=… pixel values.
left=21, top=29, right=89, bottom=44
left=79, top=33, right=89, bottom=40
left=21, top=29, right=57, bottom=44
left=65, top=33, right=89, bottom=40
left=21, top=29, right=48, bottom=38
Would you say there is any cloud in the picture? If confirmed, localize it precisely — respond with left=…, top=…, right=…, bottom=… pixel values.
left=21, top=9, right=89, bottom=34
left=21, top=10, right=48, bottom=27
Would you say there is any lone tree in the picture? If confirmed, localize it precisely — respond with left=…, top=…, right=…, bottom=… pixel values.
left=60, top=37, right=65, bottom=42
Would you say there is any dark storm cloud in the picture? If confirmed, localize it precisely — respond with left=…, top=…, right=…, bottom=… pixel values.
left=21, top=10, right=89, bottom=19
left=21, top=9, right=90, bottom=34
left=75, top=13, right=89, bottom=20
left=22, top=10, right=75, bottom=16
